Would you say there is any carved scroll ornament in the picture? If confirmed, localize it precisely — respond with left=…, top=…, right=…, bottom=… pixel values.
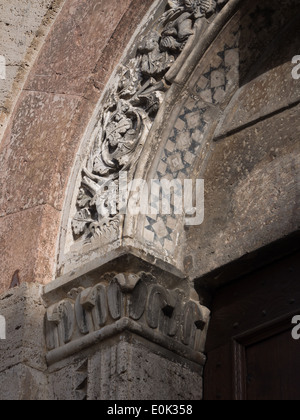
left=72, top=0, right=229, bottom=243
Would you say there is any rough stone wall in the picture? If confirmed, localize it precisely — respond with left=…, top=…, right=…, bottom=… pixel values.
left=0, top=272, right=205, bottom=400
left=0, top=284, right=49, bottom=400
left=0, top=0, right=154, bottom=293
left=103, top=0, right=299, bottom=285
left=49, top=338, right=203, bottom=401
left=0, top=0, right=299, bottom=401
left=0, top=0, right=65, bottom=139
left=183, top=3, right=300, bottom=281
left=189, top=106, right=300, bottom=281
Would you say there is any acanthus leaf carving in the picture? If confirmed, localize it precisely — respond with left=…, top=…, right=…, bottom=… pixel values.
left=182, top=300, right=206, bottom=352
left=146, top=285, right=171, bottom=330
left=45, top=299, right=75, bottom=350
left=90, top=284, right=108, bottom=329
left=107, top=279, right=124, bottom=321
left=129, top=279, right=148, bottom=321
left=72, top=0, right=229, bottom=243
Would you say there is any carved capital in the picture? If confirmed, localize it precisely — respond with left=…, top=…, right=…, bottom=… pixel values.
left=45, top=272, right=210, bottom=366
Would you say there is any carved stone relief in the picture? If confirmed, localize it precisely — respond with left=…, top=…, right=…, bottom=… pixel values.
left=71, top=0, right=229, bottom=244
left=45, top=272, right=210, bottom=365
left=143, top=16, right=241, bottom=253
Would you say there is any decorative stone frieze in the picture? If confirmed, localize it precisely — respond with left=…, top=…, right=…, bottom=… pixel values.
left=45, top=272, right=209, bottom=366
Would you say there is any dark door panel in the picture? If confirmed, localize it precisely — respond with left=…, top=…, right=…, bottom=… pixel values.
left=204, top=252, right=300, bottom=401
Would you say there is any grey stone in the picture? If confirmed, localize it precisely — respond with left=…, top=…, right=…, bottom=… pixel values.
left=0, top=364, right=50, bottom=401
left=0, top=0, right=299, bottom=402
left=87, top=338, right=203, bottom=401
left=0, top=284, right=46, bottom=373
left=44, top=271, right=209, bottom=367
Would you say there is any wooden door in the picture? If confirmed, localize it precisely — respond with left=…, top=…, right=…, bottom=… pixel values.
left=203, top=252, right=300, bottom=400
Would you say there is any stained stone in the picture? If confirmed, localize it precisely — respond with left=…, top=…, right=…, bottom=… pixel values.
left=225, top=49, right=239, bottom=68
left=175, top=118, right=186, bottom=132
left=165, top=139, right=176, bottom=153
left=157, top=160, right=168, bottom=175
left=185, top=111, right=203, bottom=130
left=0, top=0, right=299, bottom=402
left=177, top=131, right=192, bottom=150
left=152, top=219, right=169, bottom=239
left=197, top=76, right=209, bottom=90
left=200, top=89, right=213, bottom=103
left=144, top=227, right=155, bottom=243
left=211, top=69, right=226, bottom=88
left=184, top=151, right=195, bottom=165
left=213, top=87, right=226, bottom=103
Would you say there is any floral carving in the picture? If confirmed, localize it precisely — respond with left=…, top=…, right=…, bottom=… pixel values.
left=72, top=0, right=228, bottom=243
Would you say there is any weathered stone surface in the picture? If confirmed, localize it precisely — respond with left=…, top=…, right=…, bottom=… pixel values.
left=0, top=272, right=205, bottom=400
left=0, top=270, right=205, bottom=400
left=0, top=0, right=65, bottom=137
left=0, top=0, right=299, bottom=402
left=0, top=205, right=60, bottom=290
left=26, top=0, right=133, bottom=97
left=216, top=17, right=300, bottom=138
left=48, top=337, right=203, bottom=401
left=0, top=284, right=46, bottom=374
left=0, top=364, right=49, bottom=401
left=49, top=359, right=88, bottom=400
left=127, top=0, right=300, bottom=277
left=88, top=338, right=203, bottom=400
left=0, top=0, right=153, bottom=294
left=44, top=271, right=209, bottom=366
left=186, top=105, right=300, bottom=280
left=66, top=0, right=231, bottom=249
left=0, top=91, right=82, bottom=215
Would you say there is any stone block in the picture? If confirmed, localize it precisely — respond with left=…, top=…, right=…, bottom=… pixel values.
left=210, top=70, right=226, bottom=89
left=0, top=91, right=82, bottom=216
left=0, top=283, right=47, bottom=373
left=88, top=338, right=203, bottom=400
left=26, top=0, right=132, bottom=96
left=49, top=359, right=88, bottom=400
left=216, top=18, right=300, bottom=138
left=167, top=153, right=185, bottom=173
left=0, top=364, right=49, bottom=401
left=0, top=205, right=60, bottom=291
left=186, top=105, right=300, bottom=279
left=0, top=0, right=63, bottom=120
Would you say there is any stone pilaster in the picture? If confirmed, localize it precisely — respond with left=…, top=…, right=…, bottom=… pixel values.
left=44, top=270, right=210, bottom=400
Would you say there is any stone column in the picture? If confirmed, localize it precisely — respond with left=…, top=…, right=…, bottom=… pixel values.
left=44, top=270, right=210, bottom=400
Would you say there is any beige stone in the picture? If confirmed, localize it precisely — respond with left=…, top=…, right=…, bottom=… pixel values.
left=0, top=0, right=299, bottom=402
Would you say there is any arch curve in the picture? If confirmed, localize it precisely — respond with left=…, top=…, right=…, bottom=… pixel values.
left=56, top=0, right=300, bottom=290
left=0, top=0, right=156, bottom=292
left=0, top=0, right=299, bottom=402
left=56, top=0, right=240, bottom=282
left=0, top=0, right=299, bottom=295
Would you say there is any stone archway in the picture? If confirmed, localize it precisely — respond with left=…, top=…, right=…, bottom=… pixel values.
left=55, top=0, right=299, bottom=286
left=0, top=0, right=299, bottom=400
left=0, top=0, right=155, bottom=293
left=43, top=0, right=299, bottom=400
left=55, top=0, right=239, bottom=282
